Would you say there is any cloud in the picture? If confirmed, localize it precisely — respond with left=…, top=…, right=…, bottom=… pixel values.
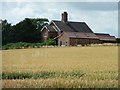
left=65, top=2, right=118, bottom=11
left=1, top=2, right=118, bottom=37
left=2, top=0, right=120, bottom=2
left=0, top=3, right=2, bottom=19
left=2, top=2, right=35, bottom=24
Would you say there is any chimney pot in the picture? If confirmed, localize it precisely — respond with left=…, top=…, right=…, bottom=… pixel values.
left=61, top=12, right=68, bottom=22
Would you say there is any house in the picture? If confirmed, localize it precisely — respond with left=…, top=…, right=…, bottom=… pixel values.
left=41, top=12, right=116, bottom=46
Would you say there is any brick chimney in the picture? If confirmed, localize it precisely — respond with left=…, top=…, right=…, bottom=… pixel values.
left=61, top=12, right=68, bottom=22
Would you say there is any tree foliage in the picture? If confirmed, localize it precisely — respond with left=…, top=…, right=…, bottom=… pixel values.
left=1, top=18, right=49, bottom=45
left=116, top=38, right=120, bottom=43
left=2, top=19, right=13, bottom=45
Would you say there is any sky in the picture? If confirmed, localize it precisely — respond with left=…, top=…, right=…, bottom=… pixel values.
left=0, top=0, right=119, bottom=37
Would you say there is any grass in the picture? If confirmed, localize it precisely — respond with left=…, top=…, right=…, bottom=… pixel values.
left=2, top=46, right=118, bottom=88
left=2, top=70, right=85, bottom=79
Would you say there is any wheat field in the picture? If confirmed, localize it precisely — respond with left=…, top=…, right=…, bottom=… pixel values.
left=2, top=46, right=118, bottom=88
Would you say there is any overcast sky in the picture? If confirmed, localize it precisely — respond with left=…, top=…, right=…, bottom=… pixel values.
left=1, top=0, right=119, bottom=37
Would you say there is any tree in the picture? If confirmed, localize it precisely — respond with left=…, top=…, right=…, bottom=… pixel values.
left=13, top=18, right=49, bottom=43
left=2, top=18, right=49, bottom=45
left=30, top=18, right=49, bottom=30
left=2, top=19, right=13, bottom=45
left=13, top=18, right=37, bottom=42
left=116, top=38, right=120, bottom=43
left=30, top=18, right=49, bottom=42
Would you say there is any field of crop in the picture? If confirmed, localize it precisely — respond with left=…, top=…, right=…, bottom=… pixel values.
left=2, top=46, right=118, bottom=88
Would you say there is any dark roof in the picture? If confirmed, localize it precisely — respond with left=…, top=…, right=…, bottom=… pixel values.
left=68, top=22, right=93, bottom=33
left=95, top=33, right=116, bottom=41
left=52, top=20, right=93, bottom=33
left=52, top=20, right=74, bottom=32
left=41, top=25, right=56, bottom=32
left=95, top=33, right=110, bottom=36
left=46, top=25, right=56, bottom=32
left=63, top=32, right=99, bottom=39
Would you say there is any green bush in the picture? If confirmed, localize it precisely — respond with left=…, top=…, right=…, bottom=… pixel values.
left=2, top=42, right=42, bottom=50
left=2, top=43, right=16, bottom=50
left=2, top=39, right=56, bottom=50
left=44, top=38, right=55, bottom=45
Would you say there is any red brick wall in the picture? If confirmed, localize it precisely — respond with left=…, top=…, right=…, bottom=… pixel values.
left=41, top=28, right=58, bottom=42
left=70, top=38, right=100, bottom=46
left=41, top=28, right=48, bottom=42
left=58, top=33, right=69, bottom=46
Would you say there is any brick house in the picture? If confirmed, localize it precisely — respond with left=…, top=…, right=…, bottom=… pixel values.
left=41, top=12, right=116, bottom=46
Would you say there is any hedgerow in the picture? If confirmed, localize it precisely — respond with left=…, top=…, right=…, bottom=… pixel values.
left=2, top=38, right=55, bottom=50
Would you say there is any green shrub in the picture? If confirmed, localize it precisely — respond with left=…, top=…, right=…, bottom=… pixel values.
left=44, top=38, right=55, bottom=45
left=2, top=42, right=42, bottom=50
left=2, top=43, right=16, bottom=50
left=2, top=40, right=56, bottom=50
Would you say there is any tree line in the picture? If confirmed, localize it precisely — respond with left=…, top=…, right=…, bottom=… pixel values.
left=1, top=18, right=49, bottom=45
